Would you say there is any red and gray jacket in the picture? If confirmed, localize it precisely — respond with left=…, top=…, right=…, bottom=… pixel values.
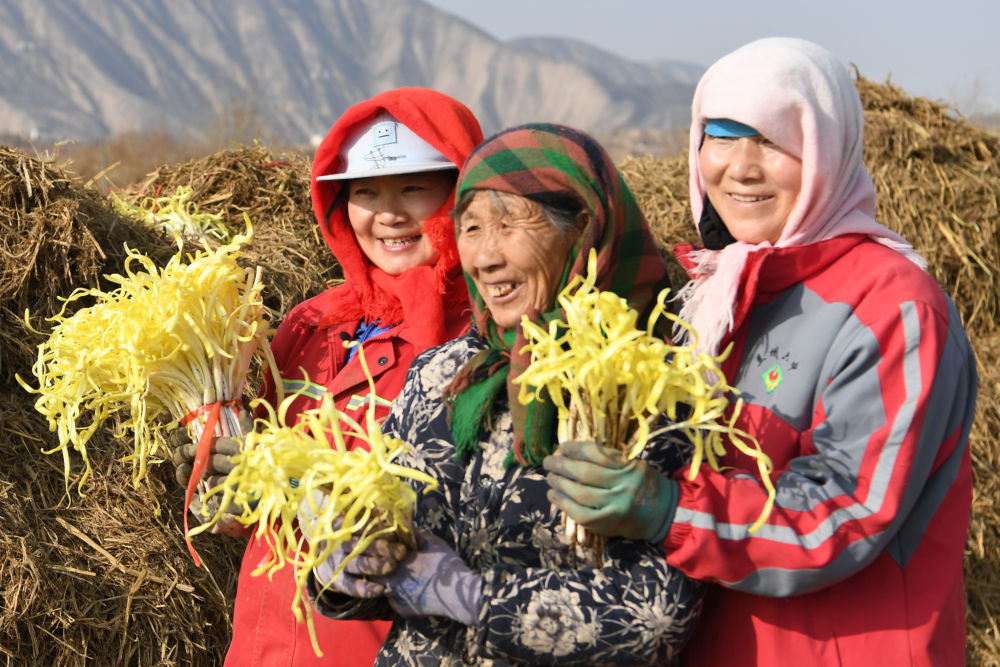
left=669, top=235, right=977, bottom=666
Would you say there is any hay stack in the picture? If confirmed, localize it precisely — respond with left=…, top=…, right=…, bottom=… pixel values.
left=1, top=140, right=342, bottom=665
left=620, top=75, right=1000, bottom=665
left=0, top=148, right=244, bottom=665
left=0, top=147, right=174, bottom=335
left=116, top=140, right=336, bottom=317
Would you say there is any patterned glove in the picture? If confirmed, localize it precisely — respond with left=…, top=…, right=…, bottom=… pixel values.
left=544, top=440, right=678, bottom=542
left=298, top=489, right=409, bottom=599
left=371, top=530, right=482, bottom=626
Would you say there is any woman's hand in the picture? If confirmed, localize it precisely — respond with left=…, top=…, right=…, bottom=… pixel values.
left=310, top=531, right=410, bottom=599
left=544, top=440, right=678, bottom=542
left=298, top=490, right=409, bottom=599
left=168, top=408, right=253, bottom=536
left=371, top=531, right=482, bottom=626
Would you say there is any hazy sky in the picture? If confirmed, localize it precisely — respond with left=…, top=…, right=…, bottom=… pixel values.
left=423, top=0, right=997, bottom=115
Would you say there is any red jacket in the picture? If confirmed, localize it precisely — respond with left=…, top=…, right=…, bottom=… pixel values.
left=225, top=295, right=468, bottom=666
left=669, top=236, right=976, bottom=666
left=225, top=87, right=481, bottom=666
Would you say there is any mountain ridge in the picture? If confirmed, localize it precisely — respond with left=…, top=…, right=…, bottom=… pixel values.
left=0, top=0, right=701, bottom=144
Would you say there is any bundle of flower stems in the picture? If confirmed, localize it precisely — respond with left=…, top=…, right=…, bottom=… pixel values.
left=109, top=184, right=232, bottom=242
left=18, top=217, right=274, bottom=565
left=516, top=250, right=775, bottom=554
left=191, top=343, right=437, bottom=658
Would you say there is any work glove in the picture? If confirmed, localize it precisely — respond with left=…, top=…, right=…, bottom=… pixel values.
left=371, top=530, right=482, bottom=627
left=543, top=440, right=678, bottom=543
left=298, top=489, right=409, bottom=599
left=169, top=407, right=253, bottom=536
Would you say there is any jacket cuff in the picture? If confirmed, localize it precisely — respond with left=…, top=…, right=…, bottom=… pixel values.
left=649, top=478, right=679, bottom=543
left=661, top=476, right=692, bottom=552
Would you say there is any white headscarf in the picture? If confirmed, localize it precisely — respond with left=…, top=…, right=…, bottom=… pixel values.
left=679, top=37, right=925, bottom=356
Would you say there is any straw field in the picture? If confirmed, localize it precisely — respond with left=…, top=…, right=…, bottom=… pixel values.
left=1, top=77, right=997, bottom=664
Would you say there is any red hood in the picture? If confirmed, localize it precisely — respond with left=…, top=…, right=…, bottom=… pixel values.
left=309, top=88, right=483, bottom=344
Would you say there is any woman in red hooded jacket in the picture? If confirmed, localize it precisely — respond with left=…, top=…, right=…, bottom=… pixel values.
left=175, top=87, right=483, bottom=665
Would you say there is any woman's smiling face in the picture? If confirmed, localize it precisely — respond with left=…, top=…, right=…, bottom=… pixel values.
left=345, top=170, right=455, bottom=275
left=457, top=191, right=579, bottom=330
left=699, top=133, right=802, bottom=245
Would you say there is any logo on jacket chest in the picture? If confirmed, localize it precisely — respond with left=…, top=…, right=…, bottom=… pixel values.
left=755, top=347, right=798, bottom=395
left=762, top=364, right=783, bottom=393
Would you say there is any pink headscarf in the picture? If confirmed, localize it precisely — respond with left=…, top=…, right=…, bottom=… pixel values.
left=678, top=37, right=925, bottom=355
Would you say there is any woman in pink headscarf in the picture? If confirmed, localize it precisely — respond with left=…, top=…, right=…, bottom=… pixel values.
left=544, top=37, right=977, bottom=666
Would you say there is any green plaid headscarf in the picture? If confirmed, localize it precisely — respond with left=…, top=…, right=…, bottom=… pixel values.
left=446, top=123, right=671, bottom=467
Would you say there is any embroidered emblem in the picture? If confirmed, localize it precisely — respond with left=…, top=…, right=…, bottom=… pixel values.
left=763, top=364, right=783, bottom=393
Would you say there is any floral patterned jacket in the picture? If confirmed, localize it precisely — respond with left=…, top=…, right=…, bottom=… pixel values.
left=317, top=332, right=703, bottom=665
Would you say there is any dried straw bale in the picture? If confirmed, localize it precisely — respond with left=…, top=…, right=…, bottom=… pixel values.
left=0, top=146, right=183, bottom=395
left=0, top=146, right=173, bottom=320
left=966, top=332, right=1000, bottom=666
left=1, top=147, right=244, bottom=665
left=117, top=141, right=336, bottom=318
left=616, top=76, right=1000, bottom=665
left=618, top=153, right=697, bottom=292
left=858, top=75, right=1000, bottom=337
left=0, top=408, right=243, bottom=666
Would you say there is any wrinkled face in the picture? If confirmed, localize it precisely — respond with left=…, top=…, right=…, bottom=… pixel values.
left=457, top=191, right=578, bottom=330
left=699, top=134, right=802, bottom=245
left=345, top=170, right=455, bottom=275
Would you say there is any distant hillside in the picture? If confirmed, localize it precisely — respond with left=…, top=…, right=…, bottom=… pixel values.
left=969, top=112, right=1000, bottom=132
left=0, top=0, right=701, bottom=145
left=507, top=37, right=701, bottom=131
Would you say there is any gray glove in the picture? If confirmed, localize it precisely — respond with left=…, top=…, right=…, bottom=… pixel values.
left=298, top=490, right=409, bottom=599
left=169, top=408, right=252, bottom=536
left=371, top=530, right=482, bottom=627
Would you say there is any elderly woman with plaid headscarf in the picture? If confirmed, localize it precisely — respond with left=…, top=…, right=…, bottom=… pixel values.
left=306, top=123, right=703, bottom=665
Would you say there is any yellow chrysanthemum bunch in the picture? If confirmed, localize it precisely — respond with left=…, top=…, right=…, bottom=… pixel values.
left=18, top=217, right=272, bottom=512
left=515, top=249, right=774, bottom=542
left=110, top=185, right=231, bottom=242
left=194, top=344, right=437, bottom=657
